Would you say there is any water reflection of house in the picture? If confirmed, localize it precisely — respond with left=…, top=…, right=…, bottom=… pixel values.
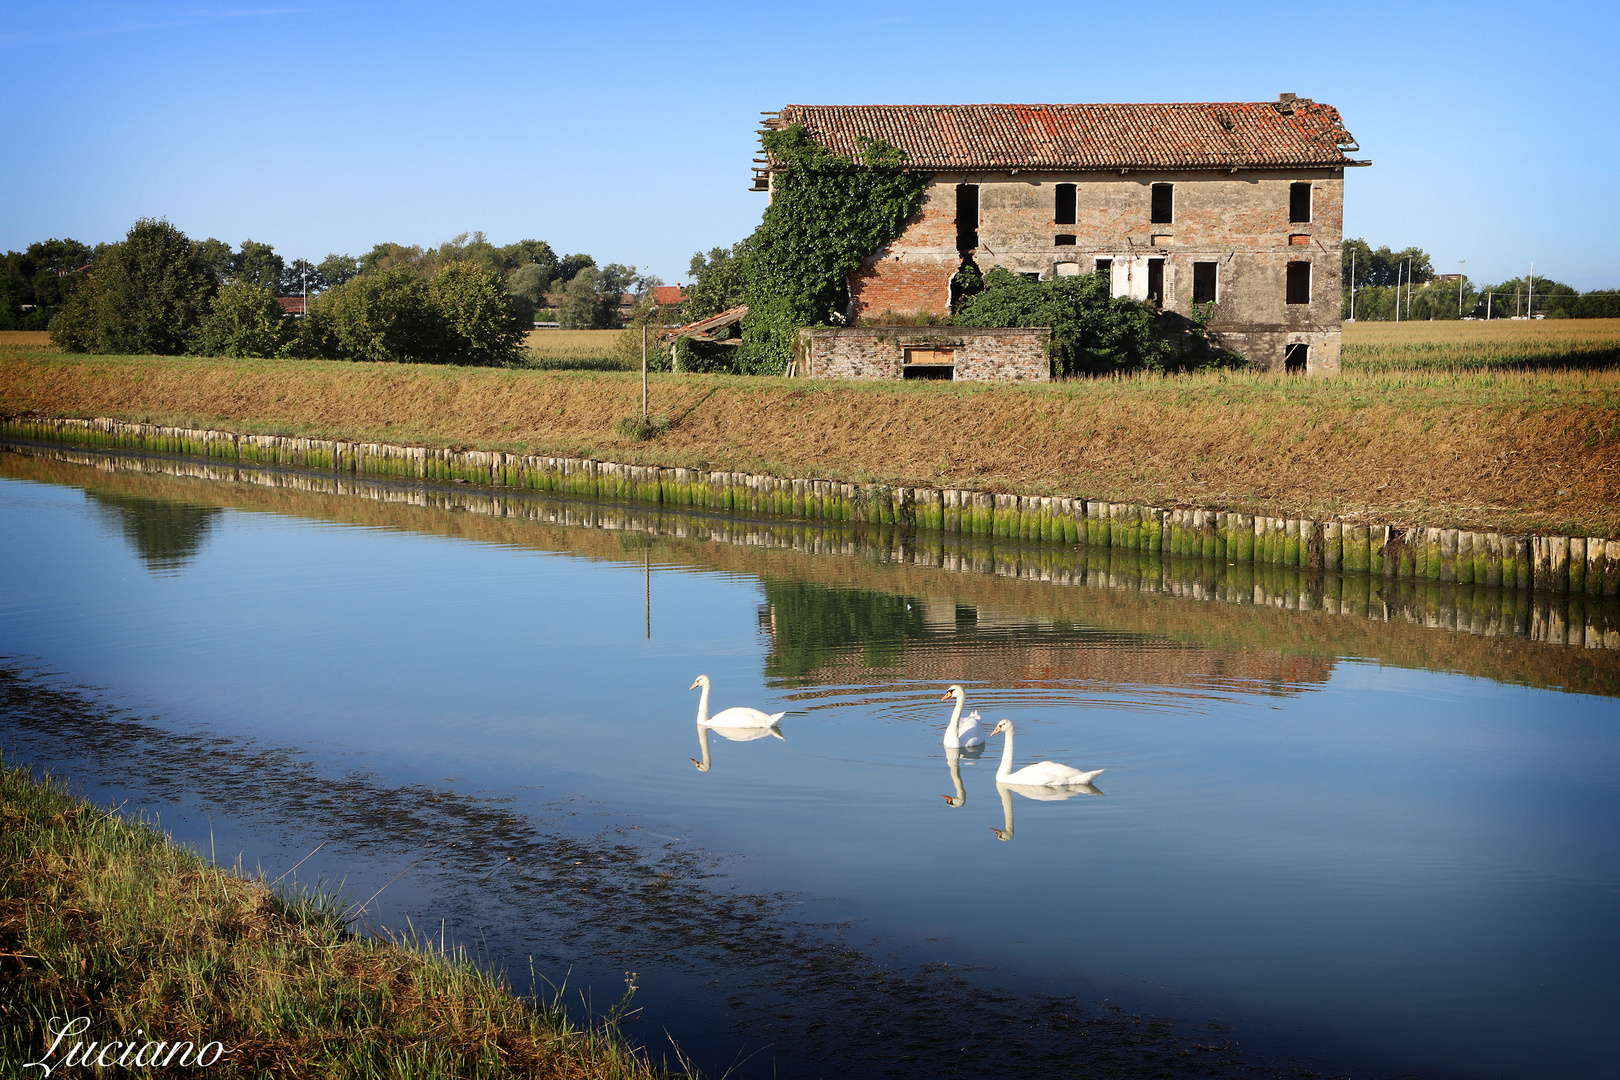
left=761, top=587, right=1333, bottom=695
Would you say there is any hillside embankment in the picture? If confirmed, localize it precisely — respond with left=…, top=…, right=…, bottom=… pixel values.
left=4, top=344, right=1618, bottom=538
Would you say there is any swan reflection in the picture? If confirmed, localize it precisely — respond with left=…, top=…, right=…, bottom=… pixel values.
left=941, top=743, right=986, bottom=807
left=992, top=780, right=1104, bottom=841
left=692, top=722, right=785, bottom=771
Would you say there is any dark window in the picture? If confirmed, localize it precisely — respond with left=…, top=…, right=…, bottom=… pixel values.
left=1020, top=272, right=1040, bottom=281
left=1147, top=258, right=1165, bottom=305
left=1192, top=262, right=1217, bottom=304
left=1286, top=261, right=1311, bottom=304
left=1054, top=234, right=1076, bottom=246
left=955, top=184, right=979, bottom=251
left=1094, top=258, right=1112, bottom=277
left=1055, top=183, right=1076, bottom=224
left=1284, top=343, right=1309, bottom=373
left=1150, top=183, right=1173, bottom=224
left=1289, top=182, right=1312, bottom=223
left=903, top=364, right=954, bottom=380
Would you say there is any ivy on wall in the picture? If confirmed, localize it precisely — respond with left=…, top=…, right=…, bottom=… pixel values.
left=736, top=125, right=928, bottom=374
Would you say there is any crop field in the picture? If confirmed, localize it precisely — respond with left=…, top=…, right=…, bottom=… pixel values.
left=522, top=328, right=624, bottom=370
left=1342, top=318, right=1620, bottom=373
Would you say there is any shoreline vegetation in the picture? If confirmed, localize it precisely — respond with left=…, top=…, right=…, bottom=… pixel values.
left=2, top=321, right=1618, bottom=542
left=0, top=754, right=679, bottom=1079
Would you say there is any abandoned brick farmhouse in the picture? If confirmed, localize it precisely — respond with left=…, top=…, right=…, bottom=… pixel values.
left=758, top=95, right=1367, bottom=378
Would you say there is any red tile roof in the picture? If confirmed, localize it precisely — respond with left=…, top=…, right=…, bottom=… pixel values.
left=652, top=285, right=688, bottom=306
left=276, top=296, right=306, bottom=315
left=769, top=98, right=1362, bottom=172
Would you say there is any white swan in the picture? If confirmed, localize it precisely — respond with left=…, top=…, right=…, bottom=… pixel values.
left=690, top=675, right=784, bottom=730
left=939, top=685, right=986, bottom=748
left=691, top=722, right=784, bottom=771
left=991, top=779, right=1103, bottom=841
left=987, top=718, right=1104, bottom=787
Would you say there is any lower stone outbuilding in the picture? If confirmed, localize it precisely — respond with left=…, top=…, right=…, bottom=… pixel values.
left=796, top=327, right=1051, bottom=382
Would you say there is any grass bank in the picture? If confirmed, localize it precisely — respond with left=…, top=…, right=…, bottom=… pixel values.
left=0, top=754, right=674, bottom=1078
left=3, top=323, right=1619, bottom=537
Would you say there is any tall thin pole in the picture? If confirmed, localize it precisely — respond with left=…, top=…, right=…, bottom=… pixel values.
left=1395, top=259, right=1402, bottom=323
left=1349, top=249, right=1356, bottom=321
left=644, top=549, right=650, bottom=639
left=1527, top=262, right=1534, bottom=318
left=1458, top=260, right=1465, bottom=318
left=641, top=320, right=649, bottom=421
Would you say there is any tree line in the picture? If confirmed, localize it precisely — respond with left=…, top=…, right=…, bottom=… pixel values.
left=4, top=219, right=660, bottom=363
left=1340, top=238, right=1620, bottom=321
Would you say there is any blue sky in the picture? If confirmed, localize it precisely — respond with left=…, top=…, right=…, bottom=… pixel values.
left=3, top=1, right=1615, bottom=289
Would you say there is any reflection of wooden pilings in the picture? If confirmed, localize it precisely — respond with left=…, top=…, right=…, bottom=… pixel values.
left=6, top=414, right=1613, bottom=598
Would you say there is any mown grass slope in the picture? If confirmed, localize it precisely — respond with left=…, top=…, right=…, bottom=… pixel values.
left=4, top=322, right=1619, bottom=537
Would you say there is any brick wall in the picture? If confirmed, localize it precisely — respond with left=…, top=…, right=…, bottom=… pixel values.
left=847, top=168, right=1347, bottom=374
left=799, top=327, right=1050, bottom=382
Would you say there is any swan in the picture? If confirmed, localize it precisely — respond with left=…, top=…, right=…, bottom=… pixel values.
left=939, top=685, right=986, bottom=748
left=692, top=722, right=784, bottom=771
left=690, top=675, right=784, bottom=730
left=991, top=779, right=1103, bottom=841
left=987, top=718, right=1104, bottom=787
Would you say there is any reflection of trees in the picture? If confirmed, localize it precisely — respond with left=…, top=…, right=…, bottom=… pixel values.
left=86, top=492, right=221, bottom=575
left=760, top=581, right=926, bottom=683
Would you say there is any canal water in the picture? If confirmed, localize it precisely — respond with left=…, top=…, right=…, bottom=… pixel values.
left=2, top=441, right=1617, bottom=1080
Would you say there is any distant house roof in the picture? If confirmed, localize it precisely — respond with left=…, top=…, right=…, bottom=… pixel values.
left=764, top=96, right=1364, bottom=175
left=652, top=285, right=688, bottom=307
left=277, top=296, right=307, bottom=315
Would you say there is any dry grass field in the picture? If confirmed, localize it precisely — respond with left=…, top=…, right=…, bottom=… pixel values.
left=4, top=322, right=1620, bottom=536
left=1343, top=318, right=1620, bottom=372
left=522, top=328, right=625, bottom=370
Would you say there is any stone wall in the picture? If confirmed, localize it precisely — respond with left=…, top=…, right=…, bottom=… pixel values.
left=849, top=168, right=1345, bottom=375
left=798, top=327, right=1050, bottom=382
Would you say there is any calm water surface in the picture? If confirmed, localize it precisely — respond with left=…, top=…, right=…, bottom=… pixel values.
left=2, top=444, right=1617, bottom=1079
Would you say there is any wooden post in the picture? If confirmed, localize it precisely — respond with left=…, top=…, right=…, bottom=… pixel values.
left=641, top=322, right=649, bottom=422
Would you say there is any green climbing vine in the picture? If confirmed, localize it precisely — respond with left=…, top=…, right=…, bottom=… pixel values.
left=735, top=125, right=929, bottom=374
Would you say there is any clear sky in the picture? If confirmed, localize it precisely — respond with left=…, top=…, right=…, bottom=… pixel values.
left=3, top=1, right=1615, bottom=289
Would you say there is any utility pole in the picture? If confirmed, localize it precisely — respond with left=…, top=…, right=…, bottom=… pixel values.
left=1528, top=262, right=1534, bottom=318
left=1349, top=249, right=1356, bottom=321
left=641, top=319, right=649, bottom=421
left=1395, top=259, right=1403, bottom=323
left=1458, top=260, right=1466, bottom=318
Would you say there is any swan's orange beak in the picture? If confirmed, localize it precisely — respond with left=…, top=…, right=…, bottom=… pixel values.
left=688, top=679, right=701, bottom=691
left=939, top=691, right=953, bottom=701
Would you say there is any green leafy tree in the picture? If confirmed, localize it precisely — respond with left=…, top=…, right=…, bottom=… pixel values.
left=312, top=267, right=439, bottom=362
left=557, top=264, right=632, bottom=329
left=191, top=281, right=287, bottom=357
left=231, top=240, right=284, bottom=291
left=51, top=218, right=216, bottom=355
left=554, top=253, right=595, bottom=286
left=955, top=267, right=1170, bottom=374
left=427, top=261, right=525, bottom=365
left=505, top=263, right=550, bottom=324
left=280, top=258, right=324, bottom=297
left=684, top=242, right=751, bottom=321
left=318, top=253, right=361, bottom=289
left=738, top=125, right=929, bottom=374
left=500, top=239, right=558, bottom=282
left=1342, top=239, right=1433, bottom=288
left=191, top=238, right=235, bottom=285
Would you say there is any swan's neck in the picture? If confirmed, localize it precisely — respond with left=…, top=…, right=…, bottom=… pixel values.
left=996, top=723, right=1015, bottom=782
left=946, top=746, right=965, bottom=807
left=994, top=783, right=1014, bottom=840
left=695, top=682, right=710, bottom=725
left=944, top=693, right=964, bottom=745
left=694, top=725, right=712, bottom=770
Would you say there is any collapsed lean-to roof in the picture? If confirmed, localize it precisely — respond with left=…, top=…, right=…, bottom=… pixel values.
left=757, top=98, right=1364, bottom=183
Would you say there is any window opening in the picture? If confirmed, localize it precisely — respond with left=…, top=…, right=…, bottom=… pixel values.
left=1055, top=262, right=1081, bottom=277
left=903, top=346, right=955, bottom=380
left=1286, top=261, right=1311, bottom=305
left=1192, top=262, right=1217, bottom=304
left=1094, top=258, right=1113, bottom=277
left=955, top=185, right=979, bottom=251
left=1147, top=258, right=1165, bottom=305
left=1284, top=343, right=1309, bottom=373
left=1289, top=182, right=1312, bottom=224
left=1055, top=183, right=1076, bottom=225
left=1020, top=272, right=1040, bottom=282
left=1054, top=234, right=1076, bottom=246
left=1150, top=183, right=1173, bottom=224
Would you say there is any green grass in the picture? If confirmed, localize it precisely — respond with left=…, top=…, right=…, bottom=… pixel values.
left=0, top=754, right=680, bottom=1079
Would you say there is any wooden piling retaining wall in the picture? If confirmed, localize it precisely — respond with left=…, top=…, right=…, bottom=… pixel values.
left=6, top=414, right=1617, bottom=600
